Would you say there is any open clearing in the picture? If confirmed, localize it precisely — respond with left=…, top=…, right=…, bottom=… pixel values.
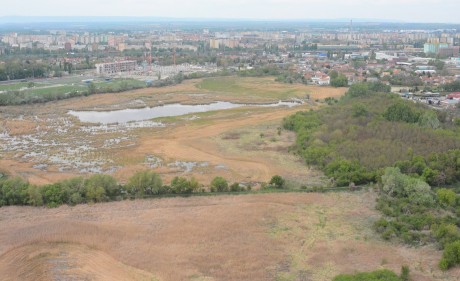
left=0, top=76, right=345, bottom=185
left=0, top=192, right=458, bottom=281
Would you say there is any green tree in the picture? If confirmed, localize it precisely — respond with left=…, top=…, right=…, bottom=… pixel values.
left=383, top=103, right=420, bottom=123
left=61, top=177, right=86, bottom=205
left=0, top=177, right=29, bottom=206
left=418, top=111, right=440, bottom=129
left=41, top=183, right=66, bottom=207
left=210, top=176, right=228, bottom=192
left=344, top=83, right=370, bottom=99
left=127, top=170, right=163, bottom=196
left=352, top=103, right=368, bottom=117
left=84, top=174, right=118, bottom=202
left=428, top=59, right=445, bottom=71
left=269, top=175, right=286, bottom=189
left=27, top=185, right=43, bottom=206
left=329, top=70, right=339, bottom=80
left=436, top=188, right=457, bottom=207
left=381, top=167, right=434, bottom=207
left=170, top=177, right=199, bottom=194
left=230, top=182, right=242, bottom=192
left=330, top=74, right=348, bottom=87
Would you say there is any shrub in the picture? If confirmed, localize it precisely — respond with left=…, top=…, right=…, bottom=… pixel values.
left=269, top=175, right=285, bottom=189
left=381, top=167, right=434, bottom=207
left=325, top=159, right=372, bottom=186
left=85, top=174, right=118, bottom=201
left=127, top=170, right=163, bottom=196
left=27, top=185, right=43, bottom=206
left=41, top=183, right=66, bottom=207
left=439, top=241, right=460, bottom=270
left=210, top=176, right=228, bottom=192
left=230, top=182, right=241, bottom=192
left=352, top=103, right=368, bottom=117
left=400, top=266, right=410, bottom=281
left=170, top=177, right=199, bottom=194
left=0, top=177, right=29, bottom=206
left=437, top=188, right=457, bottom=207
left=61, top=177, right=86, bottom=205
left=418, top=111, right=440, bottom=129
left=432, top=223, right=460, bottom=248
left=333, top=269, right=402, bottom=281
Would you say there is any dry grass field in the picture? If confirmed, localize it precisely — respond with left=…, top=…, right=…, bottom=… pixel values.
left=0, top=76, right=345, bottom=185
left=0, top=192, right=458, bottom=281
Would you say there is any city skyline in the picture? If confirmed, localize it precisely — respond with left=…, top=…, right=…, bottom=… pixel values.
left=1, top=0, right=459, bottom=24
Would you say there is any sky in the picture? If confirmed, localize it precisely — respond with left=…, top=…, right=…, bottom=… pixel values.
left=1, top=0, right=460, bottom=23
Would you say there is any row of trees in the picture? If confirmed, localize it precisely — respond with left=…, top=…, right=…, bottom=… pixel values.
left=0, top=63, right=47, bottom=81
left=0, top=80, right=148, bottom=106
left=0, top=171, right=288, bottom=208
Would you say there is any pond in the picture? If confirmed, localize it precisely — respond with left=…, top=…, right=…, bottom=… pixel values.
left=68, top=101, right=301, bottom=124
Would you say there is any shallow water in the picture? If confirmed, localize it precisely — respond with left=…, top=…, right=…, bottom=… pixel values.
left=68, top=101, right=301, bottom=124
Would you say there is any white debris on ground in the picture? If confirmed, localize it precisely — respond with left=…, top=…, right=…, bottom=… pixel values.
left=0, top=116, right=164, bottom=174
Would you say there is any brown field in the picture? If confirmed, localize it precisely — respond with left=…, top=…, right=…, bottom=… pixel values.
left=0, top=192, right=458, bottom=281
left=0, top=76, right=345, bottom=185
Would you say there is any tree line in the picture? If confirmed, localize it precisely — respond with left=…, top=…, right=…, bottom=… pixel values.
left=0, top=171, right=288, bottom=208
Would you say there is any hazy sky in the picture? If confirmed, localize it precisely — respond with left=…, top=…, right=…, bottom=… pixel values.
left=2, top=0, right=459, bottom=23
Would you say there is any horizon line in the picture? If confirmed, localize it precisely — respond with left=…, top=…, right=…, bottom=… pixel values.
left=0, top=16, right=459, bottom=25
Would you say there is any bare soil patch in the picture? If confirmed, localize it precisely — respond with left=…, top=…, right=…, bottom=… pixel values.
left=0, top=192, right=457, bottom=281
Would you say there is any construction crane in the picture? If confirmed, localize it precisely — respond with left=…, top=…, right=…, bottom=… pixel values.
left=173, top=47, right=176, bottom=66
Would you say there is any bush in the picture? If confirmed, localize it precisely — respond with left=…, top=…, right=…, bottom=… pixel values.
left=352, top=103, right=368, bottom=117
left=269, top=175, right=285, bottom=189
left=84, top=174, right=118, bottom=202
left=400, top=266, right=410, bottom=281
left=439, top=241, right=460, bottom=270
left=325, top=159, right=372, bottom=186
left=170, top=177, right=199, bottom=194
left=333, top=269, right=402, bottom=281
left=0, top=177, right=29, bottom=206
left=432, top=223, right=460, bottom=248
left=230, top=182, right=242, bottom=192
left=41, top=183, right=66, bottom=207
left=381, top=167, right=434, bottom=207
left=210, top=176, right=228, bottom=192
left=127, top=170, right=163, bottom=196
left=61, top=177, right=86, bottom=205
left=418, top=111, right=440, bottom=129
left=437, top=188, right=457, bottom=207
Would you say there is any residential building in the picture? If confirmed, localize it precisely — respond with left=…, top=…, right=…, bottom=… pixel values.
left=95, top=61, right=137, bottom=75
